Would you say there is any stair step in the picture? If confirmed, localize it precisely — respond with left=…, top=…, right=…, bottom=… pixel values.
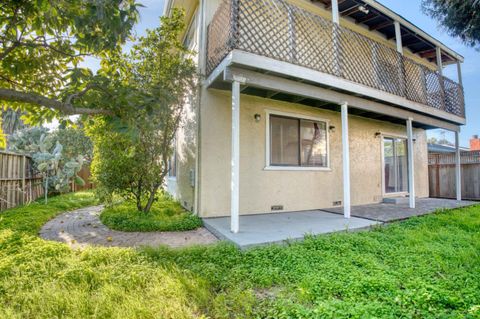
left=383, top=197, right=410, bottom=204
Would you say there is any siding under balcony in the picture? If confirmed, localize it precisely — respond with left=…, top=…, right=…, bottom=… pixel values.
left=206, top=0, right=465, bottom=120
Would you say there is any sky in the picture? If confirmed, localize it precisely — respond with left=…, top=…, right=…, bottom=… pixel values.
left=77, top=0, right=477, bottom=147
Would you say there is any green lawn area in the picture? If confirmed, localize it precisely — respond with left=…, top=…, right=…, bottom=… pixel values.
left=0, top=193, right=479, bottom=318
left=100, top=195, right=202, bottom=232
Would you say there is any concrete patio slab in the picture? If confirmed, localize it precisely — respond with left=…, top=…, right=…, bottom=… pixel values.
left=322, top=198, right=477, bottom=222
left=203, top=210, right=380, bottom=249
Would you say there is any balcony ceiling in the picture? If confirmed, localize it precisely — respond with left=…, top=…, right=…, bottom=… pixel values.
left=312, top=0, right=459, bottom=65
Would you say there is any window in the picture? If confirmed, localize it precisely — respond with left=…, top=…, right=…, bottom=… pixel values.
left=383, top=137, right=408, bottom=194
left=168, top=140, right=177, bottom=178
left=183, top=12, right=198, bottom=50
left=269, top=114, right=328, bottom=168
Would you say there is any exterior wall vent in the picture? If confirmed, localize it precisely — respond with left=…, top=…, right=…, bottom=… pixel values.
left=271, top=205, right=283, bottom=211
left=332, top=201, right=342, bottom=206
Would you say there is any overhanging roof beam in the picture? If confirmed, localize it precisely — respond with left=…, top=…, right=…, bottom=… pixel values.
left=369, top=20, right=393, bottom=31
left=341, top=5, right=360, bottom=16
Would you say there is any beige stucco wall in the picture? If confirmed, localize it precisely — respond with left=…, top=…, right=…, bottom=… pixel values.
left=167, top=1, right=199, bottom=211
left=171, top=96, right=197, bottom=211
left=198, top=89, right=429, bottom=217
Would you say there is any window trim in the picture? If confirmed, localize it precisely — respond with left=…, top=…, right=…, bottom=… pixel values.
left=265, top=109, right=331, bottom=171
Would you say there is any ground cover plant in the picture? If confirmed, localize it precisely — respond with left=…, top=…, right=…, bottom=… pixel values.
left=100, top=194, right=202, bottom=232
left=0, top=192, right=479, bottom=318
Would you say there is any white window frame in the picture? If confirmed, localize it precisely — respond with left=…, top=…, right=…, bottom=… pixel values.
left=380, top=134, right=409, bottom=197
left=264, top=109, right=331, bottom=171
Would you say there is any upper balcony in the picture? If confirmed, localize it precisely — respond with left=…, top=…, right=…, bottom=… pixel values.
left=205, top=0, right=465, bottom=122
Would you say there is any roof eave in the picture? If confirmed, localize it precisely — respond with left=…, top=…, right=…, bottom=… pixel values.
left=363, top=0, right=464, bottom=63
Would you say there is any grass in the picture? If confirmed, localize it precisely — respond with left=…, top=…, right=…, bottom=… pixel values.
left=99, top=195, right=203, bottom=232
left=0, top=193, right=479, bottom=318
left=0, top=191, right=98, bottom=235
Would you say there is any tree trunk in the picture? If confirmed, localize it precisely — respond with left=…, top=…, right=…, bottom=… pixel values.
left=136, top=194, right=143, bottom=212
left=143, top=185, right=160, bottom=213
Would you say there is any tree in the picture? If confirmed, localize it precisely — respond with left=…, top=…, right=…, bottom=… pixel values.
left=8, top=127, right=89, bottom=202
left=1, top=106, right=25, bottom=135
left=0, top=0, right=140, bottom=129
left=88, top=9, right=197, bottom=212
left=52, top=127, right=94, bottom=163
left=422, top=0, right=480, bottom=49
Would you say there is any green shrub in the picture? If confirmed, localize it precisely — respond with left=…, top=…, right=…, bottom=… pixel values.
left=100, top=195, right=202, bottom=232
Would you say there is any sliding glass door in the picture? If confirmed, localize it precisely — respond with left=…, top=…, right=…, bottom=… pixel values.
left=383, top=137, right=408, bottom=194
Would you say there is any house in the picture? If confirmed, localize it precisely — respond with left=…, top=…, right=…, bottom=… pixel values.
left=470, top=135, right=480, bottom=151
left=428, top=143, right=469, bottom=154
left=164, top=0, right=466, bottom=233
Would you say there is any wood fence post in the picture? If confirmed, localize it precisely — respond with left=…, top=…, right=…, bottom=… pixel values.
left=21, top=155, right=26, bottom=205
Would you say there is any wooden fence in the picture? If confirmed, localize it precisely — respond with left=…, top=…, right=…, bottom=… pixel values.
left=0, top=151, right=44, bottom=211
left=70, top=166, right=95, bottom=192
left=428, top=151, right=480, bottom=200
left=0, top=151, right=94, bottom=211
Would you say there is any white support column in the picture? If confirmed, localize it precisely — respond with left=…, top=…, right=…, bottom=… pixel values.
left=341, top=102, right=350, bottom=219
left=457, top=61, right=463, bottom=86
left=436, top=47, right=443, bottom=75
left=332, top=0, right=339, bottom=25
left=231, top=80, right=240, bottom=233
left=455, top=130, right=462, bottom=201
left=406, top=118, right=415, bottom=208
left=394, top=21, right=403, bottom=54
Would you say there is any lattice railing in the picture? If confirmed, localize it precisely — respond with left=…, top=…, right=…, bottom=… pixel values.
left=206, top=0, right=465, bottom=118
left=206, top=0, right=234, bottom=74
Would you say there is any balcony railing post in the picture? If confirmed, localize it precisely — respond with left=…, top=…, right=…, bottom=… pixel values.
left=331, top=0, right=342, bottom=77
left=286, top=4, right=297, bottom=63
left=394, top=21, right=407, bottom=98
left=456, top=61, right=463, bottom=86
left=436, top=47, right=447, bottom=112
left=229, top=0, right=240, bottom=50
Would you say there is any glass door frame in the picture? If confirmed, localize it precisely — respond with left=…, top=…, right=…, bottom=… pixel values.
left=381, top=135, right=410, bottom=197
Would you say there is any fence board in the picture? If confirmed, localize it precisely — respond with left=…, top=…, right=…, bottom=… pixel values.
left=70, top=166, right=95, bottom=192
left=0, top=151, right=44, bottom=211
left=428, top=151, right=480, bottom=200
left=0, top=151, right=94, bottom=211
